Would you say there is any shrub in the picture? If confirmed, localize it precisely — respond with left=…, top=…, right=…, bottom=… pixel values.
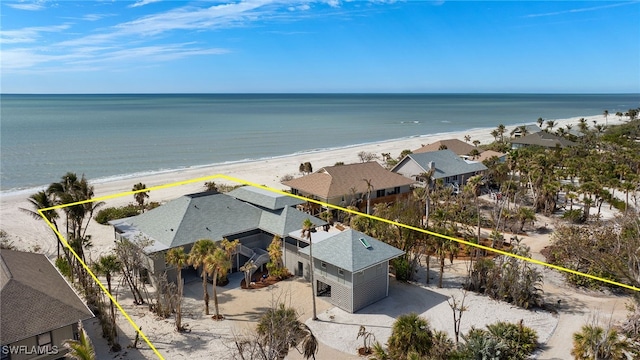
left=392, top=257, right=411, bottom=281
left=94, top=205, right=140, bottom=225
left=56, top=256, right=73, bottom=279
left=562, top=209, right=584, bottom=224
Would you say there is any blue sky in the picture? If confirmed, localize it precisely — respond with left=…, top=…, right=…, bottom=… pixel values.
left=2, top=0, right=639, bottom=93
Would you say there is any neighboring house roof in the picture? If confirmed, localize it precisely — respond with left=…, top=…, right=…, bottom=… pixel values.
left=281, top=162, right=415, bottom=199
left=228, top=186, right=304, bottom=210
left=510, top=131, right=577, bottom=148
left=474, top=150, right=507, bottom=163
left=511, top=124, right=542, bottom=136
left=413, top=139, right=481, bottom=156
left=1, top=250, right=93, bottom=344
left=393, top=150, right=487, bottom=180
left=111, top=190, right=326, bottom=252
left=299, top=229, right=404, bottom=273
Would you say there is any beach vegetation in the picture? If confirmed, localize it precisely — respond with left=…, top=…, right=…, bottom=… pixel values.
left=132, top=182, right=150, bottom=213
left=92, top=255, right=121, bottom=343
left=266, top=235, right=288, bottom=280
left=20, top=190, right=64, bottom=257
left=458, top=320, right=538, bottom=360
left=204, top=181, right=218, bottom=192
left=370, top=313, right=454, bottom=360
left=203, top=246, right=231, bottom=320
left=94, top=204, right=140, bottom=225
left=114, top=236, right=151, bottom=305
left=166, top=246, right=189, bottom=330
left=188, top=239, right=216, bottom=315
left=571, top=321, right=630, bottom=360
left=299, top=161, right=313, bottom=174
left=301, top=218, right=318, bottom=320
left=0, top=229, right=16, bottom=250
left=234, top=302, right=318, bottom=360
left=357, top=150, right=379, bottom=163
left=62, top=321, right=96, bottom=360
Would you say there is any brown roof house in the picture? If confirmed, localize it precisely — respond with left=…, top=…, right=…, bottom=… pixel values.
left=510, top=131, right=577, bottom=149
left=414, top=138, right=481, bottom=159
left=1, top=250, right=94, bottom=360
left=281, top=162, right=415, bottom=214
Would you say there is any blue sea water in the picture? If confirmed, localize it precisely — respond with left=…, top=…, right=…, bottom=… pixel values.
left=1, top=93, right=638, bottom=193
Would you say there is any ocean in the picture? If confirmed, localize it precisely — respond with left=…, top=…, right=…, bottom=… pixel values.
left=1, top=93, right=638, bottom=194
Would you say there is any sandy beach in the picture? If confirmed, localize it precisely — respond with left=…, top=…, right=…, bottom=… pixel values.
left=0, top=113, right=632, bottom=359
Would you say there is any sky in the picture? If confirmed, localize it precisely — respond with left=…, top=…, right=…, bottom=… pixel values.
left=1, top=0, right=639, bottom=93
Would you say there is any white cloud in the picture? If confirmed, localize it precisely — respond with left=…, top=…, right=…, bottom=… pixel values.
left=326, top=0, right=340, bottom=8
left=524, top=1, right=639, bottom=18
left=5, top=1, right=46, bottom=11
left=128, top=0, right=163, bottom=8
left=0, top=24, right=70, bottom=44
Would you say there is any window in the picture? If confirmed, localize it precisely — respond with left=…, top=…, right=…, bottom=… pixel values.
left=394, top=186, right=400, bottom=194
left=320, top=262, right=326, bottom=269
left=338, top=268, right=344, bottom=276
left=376, top=189, right=385, bottom=198
left=37, top=332, right=52, bottom=353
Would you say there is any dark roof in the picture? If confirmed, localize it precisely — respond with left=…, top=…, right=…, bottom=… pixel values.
left=299, top=229, right=404, bottom=272
left=510, top=131, right=577, bottom=148
left=413, top=139, right=481, bottom=156
left=1, top=250, right=93, bottom=344
left=281, top=162, right=415, bottom=199
left=227, top=186, right=304, bottom=210
left=111, top=191, right=326, bottom=252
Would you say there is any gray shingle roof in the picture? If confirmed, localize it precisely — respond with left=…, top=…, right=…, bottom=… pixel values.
left=510, top=131, right=577, bottom=148
left=114, top=192, right=263, bottom=250
left=228, top=186, right=304, bottom=210
left=1, top=250, right=93, bottom=344
left=299, top=229, right=404, bottom=272
left=398, top=150, right=487, bottom=179
left=259, top=207, right=327, bottom=237
left=281, top=162, right=415, bottom=199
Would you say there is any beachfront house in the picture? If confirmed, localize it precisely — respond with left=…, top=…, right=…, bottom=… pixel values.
left=1, top=250, right=94, bottom=360
left=110, top=186, right=405, bottom=313
left=413, top=138, right=482, bottom=160
left=281, top=161, right=415, bottom=214
left=392, top=149, right=488, bottom=191
left=510, top=131, right=577, bottom=149
left=510, top=124, right=542, bottom=138
left=110, top=187, right=325, bottom=284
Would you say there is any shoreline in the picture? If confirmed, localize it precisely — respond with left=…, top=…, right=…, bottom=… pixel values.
left=0, top=113, right=618, bottom=196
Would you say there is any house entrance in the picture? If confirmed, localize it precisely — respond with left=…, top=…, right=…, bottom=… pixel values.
left=317, top=280, right=331, bottom=297
left=297, top=261, right=303, bottom=277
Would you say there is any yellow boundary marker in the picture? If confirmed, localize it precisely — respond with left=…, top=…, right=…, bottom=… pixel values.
left=38, top=173, right=640, bottom=360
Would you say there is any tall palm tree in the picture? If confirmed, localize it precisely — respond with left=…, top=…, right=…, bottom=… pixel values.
left=166, top=247, right=188, bottom=331
left=20, top=190, right=62, bottom=257
left=301, top=218, right=317, bottom=320
left=93, top=255, right=121, bottom=337
left=188, top=239, right=215, bottom=315
left=603, top=109, right=609, bottom=126
left=62, top=321, right=96, bottom=360
left=497, top=124, right=506, bottom=142
left=537, top=117, right=544, bottom=128
left=363, top=178, right=374, bottom=214
left=203, top=247, right=230, bottom=320
left=240, top=260, right=257, bottom=288
left=545, top=120, right=556, bottom=132
left=132, top=182, right=149, bottom=213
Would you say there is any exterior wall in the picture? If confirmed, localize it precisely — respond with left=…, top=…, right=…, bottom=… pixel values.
left=392, top=160, right=427, bottom=180
left=283, top=242, right=309, bottom=279
left=5, top=324, right=75, bottom=360
left=313, top=258, right=353, bottom=312
left=352, top=262, right=390, bottom=312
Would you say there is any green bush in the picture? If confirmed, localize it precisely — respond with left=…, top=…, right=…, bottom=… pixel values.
left=392, top=257, right=411, bottom=281
left=94, top=205, right=140, bottom=225
left=562, top=209, right=584, bottom=224
left=55, top=256, right=72, bottom=279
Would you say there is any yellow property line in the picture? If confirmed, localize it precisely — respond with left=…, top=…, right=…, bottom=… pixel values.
left=38, top=173, right=639, bottom=360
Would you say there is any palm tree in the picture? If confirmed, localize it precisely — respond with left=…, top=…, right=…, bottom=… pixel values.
left=166, top=247, right=188, bottom=331
left=93, top=255, right=121, bottom=338
left=188, top=239, right=215, bottom=315
left=301, top=218, right=318, bottom=320
left=203, top=247, right=230, bottom=320
left=603, top=109, right=609, bottom=126
left=387, top=313, right=434, bottom=359
left=132, top=182, right=149, bottom=213
left=20, top=190, right=63, bottom=258
left=464, top=135, right=471, bottom=143
left=571, top=324, right=628, bottom=359
left=472, top=139, right=480, bottom=148
left=545, top=120, right=556, bottom=132
left=62, top=321, right=96, bottom=360
left=240, top=260, right=257, bottom=288
left=516, top=206, right=537, bottom=233
left=363, top=178, right=374, bottom=214
left=537, top=117, right=544, bottom=128
left=497, top=124, right=506, bottom=142
left=256, top=303, right=318, bottom=360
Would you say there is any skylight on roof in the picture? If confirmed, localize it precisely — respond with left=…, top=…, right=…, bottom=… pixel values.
left=359, top=237, right=372, bottom=249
